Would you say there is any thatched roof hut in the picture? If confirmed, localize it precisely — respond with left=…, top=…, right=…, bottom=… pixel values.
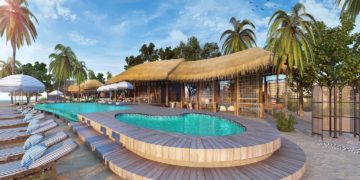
left=168, top=48, right=272, bottom=81
left=107, top=59, right=184, bottom=84
left=108, top=48, right=272, bottom=83
left=67, top=84, right=80, bottom=93
left=81, top=79, right=103, bottom=90
left=67, top=79, right=103, bottom=93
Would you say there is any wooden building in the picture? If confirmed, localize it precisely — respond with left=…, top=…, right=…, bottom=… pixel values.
left=108, top=48, right=274, bottom=118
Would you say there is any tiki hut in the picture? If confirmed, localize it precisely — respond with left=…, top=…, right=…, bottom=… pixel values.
left=81, top=80, right=103, bottom=91
left=109, top=48, right=274, bottom=118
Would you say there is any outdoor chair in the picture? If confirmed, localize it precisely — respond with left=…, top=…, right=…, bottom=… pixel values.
left=0, top=120, right=58, bottom=144
left=0, top=131, right=68, bottom=163
left=0, top=113, right=46, bottom=129
left=0, top=139, right=77, bottom=179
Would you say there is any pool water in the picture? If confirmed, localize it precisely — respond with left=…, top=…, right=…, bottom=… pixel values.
left=35, top=103, right=129, bottom=122
left=116, top=113, right=245, bottom=136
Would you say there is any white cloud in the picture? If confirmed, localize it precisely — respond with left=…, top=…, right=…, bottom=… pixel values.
left=84, top=11, right=107, bottom=26
left=158, top=30, right=188, bottom=47
left=68, top=33, right=98, bottom=46
left=300, top=0, right=340, bottom=27
left=264, top=2, right=278, bottom=9
left=31, top=0, right=76, bottom=22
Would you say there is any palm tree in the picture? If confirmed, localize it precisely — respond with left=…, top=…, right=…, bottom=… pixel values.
left=0, top=0, right=38, bottom=74
left=337, top=0, right=360, bottom=21
left=0, top=57, right=21, bottom=77
left=73, top=60, right=87, bottom=101
left=220, top=17, right=257, bottom=54
left=266, top=3, right=316, bottom=115
left=49, top=44, right=77, bottom=91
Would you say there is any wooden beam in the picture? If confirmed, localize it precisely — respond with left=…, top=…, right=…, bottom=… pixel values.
left=212, top=80, right=217, bottom=112
left=133, top=83, right=136, bottom=104
left=259, top=74, right=264, bottom=119
left=235, top=75, right=239, bottom=116
left=197, top=82, right=201, bottom=110
left=180, top=83, right=185, bottom=108
left=165, top=81, right=169, bottom=107
left=147, top=83, right=150, bottom=104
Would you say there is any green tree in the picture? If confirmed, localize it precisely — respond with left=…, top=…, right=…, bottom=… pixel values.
left=173, top=37, right=202, bottom=61
left=106, top=72, right=112, bottom=81
left=337, top=0, right=360, bottom=21
left=87, top=70, right=96, bottom=80
left=49, top=44, right=78, bottom=91
left=124, top=55, right=144, bottom=70
left=96, top=73, right=105, bottom=84
left=289, top=62, right=317, bottom=116
left=18, top=61, right=53, bottom=92
left=139, top=43, right=158, bottom=62
left=158, top=47, right=175, bottom=60
left=220, top=17, right=256, bottom=54
left=0, top=0, right=38, bottom=75
left=73, top=61, right=87, bottom=101
left=313, top=17, right=355, bottom=88
left=200, top=42, right=221, bottom=59
left=0, top=57, right=21, bottom=77
left=267, top=3, right=316, bottom=115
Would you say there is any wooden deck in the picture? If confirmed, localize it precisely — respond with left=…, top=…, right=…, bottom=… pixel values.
left=69, top=122, right=306, bottom=180
left=77, top=105, right=281, bottom=168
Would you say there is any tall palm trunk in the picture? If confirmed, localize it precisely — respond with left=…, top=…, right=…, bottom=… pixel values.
left=284, top=70, right=289, bottom=116
left=299, top=88, right=304, bottom=116
left=78, top=84, right=80, bottom=102
left=10, top=45, right=16, bottom=104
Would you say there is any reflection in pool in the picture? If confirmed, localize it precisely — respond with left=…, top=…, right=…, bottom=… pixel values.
left=35, top=103, right=129, bottom=122
left=116, top=113, right=245, bottom=136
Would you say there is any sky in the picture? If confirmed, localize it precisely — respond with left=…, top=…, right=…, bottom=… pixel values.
left=0, top=0, right=358, bottom=76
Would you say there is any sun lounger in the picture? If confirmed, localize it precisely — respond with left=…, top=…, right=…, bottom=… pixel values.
left=0, top=139, right=77, bottom=179
left=0, top=120, right=58, bottom=144
left=0, top=131, right=68, bottom=163
left=0, top=113, right=46, bottom=129
left=0, top=119, right=54, bottom=134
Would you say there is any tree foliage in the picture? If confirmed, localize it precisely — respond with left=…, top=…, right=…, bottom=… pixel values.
left=337, top=0, right=360, bottom=21
left=220, top=17, right=257, bottom=54
left=96, top=73, right=105, bottom=84
left=18, top=61, right=53, bottom=91
left=0, top=57, right=21, bottom=77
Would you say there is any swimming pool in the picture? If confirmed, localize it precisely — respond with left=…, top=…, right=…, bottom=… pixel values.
left=35, top=103, right=129, bottom=122
left=116, top=113, right=245, bottom=136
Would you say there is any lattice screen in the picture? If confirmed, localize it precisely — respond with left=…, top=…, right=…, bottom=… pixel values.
left=238, top=75, right=260, bottom=117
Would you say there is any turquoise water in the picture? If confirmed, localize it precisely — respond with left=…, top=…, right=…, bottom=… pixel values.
left=116, top=113, right=245, bottom=136
left=35, top=103, right=129, bottom=122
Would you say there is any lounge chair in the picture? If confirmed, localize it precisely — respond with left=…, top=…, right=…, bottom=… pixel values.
left=0, top=120, right=58, bottom=144
left=0, top=119, right=54, bottom=134
left=0, top=113, right=46, bottom=129
left=0, top=139, right=77, bottom=179
left=0, top=131, right=68, bottom=163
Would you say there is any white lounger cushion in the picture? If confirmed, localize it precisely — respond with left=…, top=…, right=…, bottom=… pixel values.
left=23, top=134, right=44, bottom=150
left=21, top=145, right=47, bottom=167
left=26, top=123, right=40, bottom=134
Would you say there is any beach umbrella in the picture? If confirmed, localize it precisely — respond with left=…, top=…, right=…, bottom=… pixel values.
left=0, top=74, right=45, bottom=93
left=116, top=81, right=134, bottom=90
left=49, top=90, right=64, bottom=96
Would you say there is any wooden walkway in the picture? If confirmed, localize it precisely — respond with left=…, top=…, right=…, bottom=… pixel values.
left=78, top=105, right=282, bottom=167
left=69, top=122, right=306, bottom=180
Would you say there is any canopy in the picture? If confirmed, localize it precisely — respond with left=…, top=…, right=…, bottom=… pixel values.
left=0, top=74, right=45, bottom=92
left=49, top=90, right=63, bottom=96
left=97, top=81, right=133, bottom=92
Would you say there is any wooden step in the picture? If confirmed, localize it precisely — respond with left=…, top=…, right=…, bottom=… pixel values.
left=70, top=123, right=306, bottom=180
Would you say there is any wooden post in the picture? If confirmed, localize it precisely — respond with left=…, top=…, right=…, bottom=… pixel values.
left=180, top=83, right=185, bottom=108
left=147, top=83, right=150, bottom=104
left=264, top=76, right=268, bottom=110
left=259, top=74, right=264, bottom=119
left=197, top=82, right=201, bottom=110
left=133, top=83, right=136, bottom=104
left=165, top=81, right=169, bottom=107
left=235, top=75, right=239, bottom=116
left=212, top=80, right=217, bottom=112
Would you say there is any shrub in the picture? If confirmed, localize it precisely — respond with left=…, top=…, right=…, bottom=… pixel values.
left=274, top=112, right=295, bottom=132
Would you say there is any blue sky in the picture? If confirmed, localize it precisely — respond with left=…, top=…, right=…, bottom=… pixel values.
left=0, top=0, right=357, bottom=76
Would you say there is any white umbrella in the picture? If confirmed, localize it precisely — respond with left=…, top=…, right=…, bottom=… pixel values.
left=116, top=81, right=134, bottom=90
left=0, top=74, right=45, bottom=93
left=49, top=90, right=63, bottom=96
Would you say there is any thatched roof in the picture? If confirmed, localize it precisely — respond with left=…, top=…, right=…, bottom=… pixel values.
left=81, top=80, right=103, bottom=90
left=107, top=48, right=272, bottom=83
left=168, top=48, right=272, bottom=81
left=107, top=59, right=184, bottom=84
left=67, top=84, right=80, bottom=92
